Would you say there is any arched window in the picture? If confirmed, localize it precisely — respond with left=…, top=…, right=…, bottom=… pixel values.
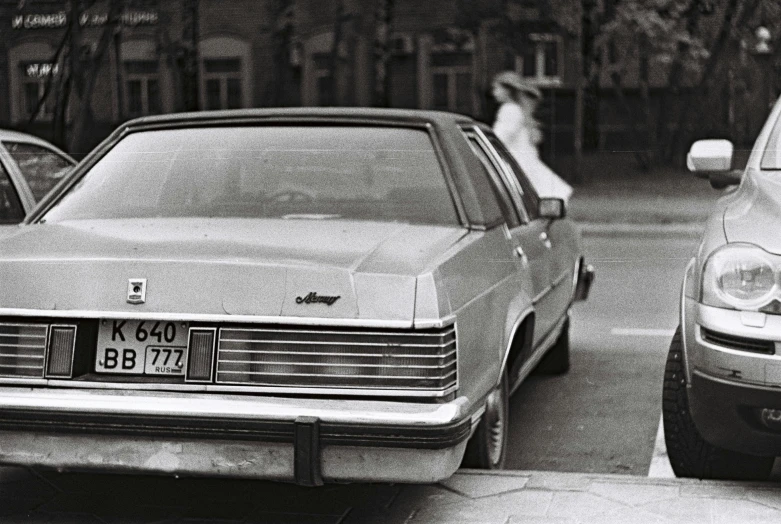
left=199, top=36, right=252, bottom=110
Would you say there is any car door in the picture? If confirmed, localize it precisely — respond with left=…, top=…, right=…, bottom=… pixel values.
left=484, top=132, right=574, bottom=328
left=1, top=141, right=75, bottom=203
left=462, top=127, right=556, bottom=348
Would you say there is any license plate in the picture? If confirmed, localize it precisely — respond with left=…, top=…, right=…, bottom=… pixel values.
left=95, top=320, right=188, bottom=375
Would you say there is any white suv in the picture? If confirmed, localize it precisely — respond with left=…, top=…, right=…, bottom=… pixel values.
left=665, top=100, right=781, bottom=480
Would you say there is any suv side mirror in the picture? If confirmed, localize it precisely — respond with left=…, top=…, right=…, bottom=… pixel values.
left=687, top=139, right=742, bottom=188
left=539, top=198, right=566, bottom=220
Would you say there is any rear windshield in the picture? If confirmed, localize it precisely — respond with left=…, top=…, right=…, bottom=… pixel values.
left=42, top=126, right=459, bottom=225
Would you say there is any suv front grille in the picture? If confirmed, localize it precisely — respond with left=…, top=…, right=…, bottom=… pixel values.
left=215, top=325, right=457, bottom=392
left=701, top=327, right=775, bottom=355
left=0, top=323, right=48, bottom=377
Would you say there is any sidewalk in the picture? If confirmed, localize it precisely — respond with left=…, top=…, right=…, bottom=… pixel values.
left=564, top=152, right=724, bottom=235
left=3, top=466, right=781, bottom=523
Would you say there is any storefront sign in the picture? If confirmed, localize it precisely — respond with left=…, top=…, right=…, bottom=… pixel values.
left=12, top=12, right=67, bottom=30
left=23, top=63, right=60, bottom=78
left=11, top=10, right=158, bottom=30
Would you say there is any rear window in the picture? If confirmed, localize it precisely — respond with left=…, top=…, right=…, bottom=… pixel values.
left=42, top=126, right=459, bottom=225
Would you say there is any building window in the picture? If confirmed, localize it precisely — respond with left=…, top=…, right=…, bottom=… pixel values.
left=430, top=51, right=473, bottom=114
left=125, top=60, right=161, bottom=117
left=311, top=53, right=334, bottom=106
left=516, top=34, right=562, bottom=84
left=203, top=58, right=243, bottom=110
left=20, top=62, right=59, bottom=120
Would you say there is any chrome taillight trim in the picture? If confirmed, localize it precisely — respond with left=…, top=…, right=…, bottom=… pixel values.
left=214, top=325, right=458, bottom=393
left=44, top=324, right=78, bottom=378
left=0, top=322, right=48, bottom=378
left=185, top=327, right=217, bottom=383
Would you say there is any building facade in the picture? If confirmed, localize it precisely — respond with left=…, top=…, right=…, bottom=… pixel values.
left=0, top=0, right=579, bottom=160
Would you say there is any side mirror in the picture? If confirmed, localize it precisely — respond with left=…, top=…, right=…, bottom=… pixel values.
left=539, top=198, right=565, bottom=220
left=687, top=139, right=742, bottom=188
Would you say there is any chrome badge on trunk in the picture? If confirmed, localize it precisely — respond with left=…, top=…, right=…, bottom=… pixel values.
left=127, top=278, right=147, bottom=304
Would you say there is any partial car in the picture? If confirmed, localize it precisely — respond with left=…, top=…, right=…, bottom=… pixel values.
left=0, top=108, right=592, bottom=485
left=0, top=129, right=75, bottom=233
left=665, top=99, right=781, bottom=480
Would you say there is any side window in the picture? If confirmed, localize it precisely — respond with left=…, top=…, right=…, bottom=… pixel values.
left=464, top=133, right=521, bottom=229
left=3, top=142, right=72, bottom=202
left=487, top=135, right=540, bottom=219
left=0, top=160, right=25, bottom=223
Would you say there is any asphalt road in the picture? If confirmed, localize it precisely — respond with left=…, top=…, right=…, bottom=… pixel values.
left=505, top=232, right=700, bottom=475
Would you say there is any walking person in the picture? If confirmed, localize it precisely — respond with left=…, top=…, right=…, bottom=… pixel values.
left=491, top=71, right=573, bottom=204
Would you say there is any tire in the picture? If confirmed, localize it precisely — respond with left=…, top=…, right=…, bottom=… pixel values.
left=663, top=326, right=774, bottom=481
left=462, top=370, right=508, bottom=469
left=534, top=319, right=570, bottom=375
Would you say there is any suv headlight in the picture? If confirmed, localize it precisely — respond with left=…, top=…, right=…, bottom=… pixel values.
left=702, top=243, right=780, bottom=310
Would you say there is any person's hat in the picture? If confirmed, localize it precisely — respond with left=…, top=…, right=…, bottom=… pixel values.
left=493, top=71, right=542, bottom=99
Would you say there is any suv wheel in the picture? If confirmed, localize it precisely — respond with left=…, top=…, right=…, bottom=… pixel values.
left=462, top=369, right=508, bottom=469
left=663, top=326, right=774, bottom=480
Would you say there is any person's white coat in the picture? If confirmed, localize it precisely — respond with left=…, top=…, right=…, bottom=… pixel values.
left=493, top=101, right=573, bottom=204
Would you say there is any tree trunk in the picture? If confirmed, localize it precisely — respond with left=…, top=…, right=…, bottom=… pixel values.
left=610, top=71, right=650, bottom=170
left=655, top=0, right=701, bottom=158
left=69, top=0, right=123, bottom=154
left=181, top=0, right=200, bottom=111
left=667, top=0, right=740, bottom=163
left=328, top=0, right=345, bottom=106
left=373, top=0, right=394, bottom=107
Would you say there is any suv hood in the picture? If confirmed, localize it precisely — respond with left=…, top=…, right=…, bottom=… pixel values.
left=0, top=219, right=465, bottom=323
left=724, top=170, right=781, bottom=254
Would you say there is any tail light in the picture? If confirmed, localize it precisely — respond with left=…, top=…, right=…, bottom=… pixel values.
left=186, top=328, right=216, bottom=382
left=46, top=325, right=77, bottom=378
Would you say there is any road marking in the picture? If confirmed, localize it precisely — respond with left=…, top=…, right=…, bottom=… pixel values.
left=648, top=413, right=675, bottom=478
left=611, top=328, right=675, bottom=337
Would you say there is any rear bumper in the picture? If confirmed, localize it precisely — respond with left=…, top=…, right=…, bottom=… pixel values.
left=0, top=387, right=474, bottom=484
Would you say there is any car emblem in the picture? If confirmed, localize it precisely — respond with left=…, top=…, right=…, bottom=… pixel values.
left=295, top=292, right=340, bottom=306
left=127, top=278, right=147, bottom=304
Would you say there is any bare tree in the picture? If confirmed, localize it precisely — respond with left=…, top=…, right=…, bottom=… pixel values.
left=373, top=0, right=394, bottom=107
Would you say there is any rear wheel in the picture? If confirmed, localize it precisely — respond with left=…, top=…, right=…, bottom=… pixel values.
left=462, top=370, right=508, bottom=469
left=534, top=319, right=570, bottom=375
left=663, top=326, right=774, bottom=480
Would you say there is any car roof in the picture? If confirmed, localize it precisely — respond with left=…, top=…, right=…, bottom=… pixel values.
left=0, top=128, right=73, bottom=159
left=122, top=107, right=479, bottom=131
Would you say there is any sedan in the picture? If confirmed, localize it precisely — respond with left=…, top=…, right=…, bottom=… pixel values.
left=0, top=108, right=592, bottom=485
left=665, top=98, right=781, bottom=480
left=0, top=129, right=74, bottom=230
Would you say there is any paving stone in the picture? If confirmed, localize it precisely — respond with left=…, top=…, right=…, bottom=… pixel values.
left=441, top=473, right=529, bottom=498
left=589, top=481, right=679, bottom=507
left=680, top=483, right=750, bottom=500
left=711, top=498, right=781, bottom=524
left=545, top=491, right=629, bottom=519
left=523, top=472, right=591, bottom=492
left=747, top=489, right=781, bottom=511
left=587, top=507, right=667, bottom=524
left=639, top=496, right=714, bottom=523
left=508, top=517, right=577, bottom=524
left=409, top=490, right=553, bottom=523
